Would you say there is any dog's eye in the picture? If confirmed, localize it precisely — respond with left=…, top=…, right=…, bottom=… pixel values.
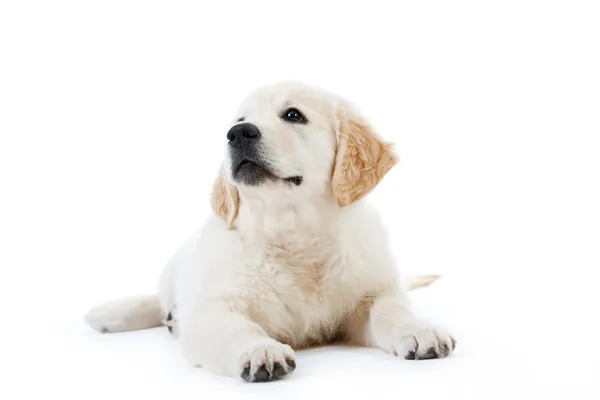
left=282, top=108, right=306, bottom=124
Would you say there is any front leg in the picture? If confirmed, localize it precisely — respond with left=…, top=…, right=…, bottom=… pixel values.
left=179, top=302, right=296, bottom=382
left=368, top=294, right=456, bottom=359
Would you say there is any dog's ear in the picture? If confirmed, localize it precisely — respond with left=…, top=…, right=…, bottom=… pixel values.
left=211, top=165, right=239, bottom=229
left=331, top=104, right=398, bottom=208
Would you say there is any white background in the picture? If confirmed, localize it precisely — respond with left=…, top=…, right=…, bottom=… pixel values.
left=1, top=1, right=599, bottom=399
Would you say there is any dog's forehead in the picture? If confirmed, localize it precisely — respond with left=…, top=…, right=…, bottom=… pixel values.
left=238, top=82, right=334, bottom=116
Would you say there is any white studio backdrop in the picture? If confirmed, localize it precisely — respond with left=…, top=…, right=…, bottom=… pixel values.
left=1, top=1, right=599, bottom=399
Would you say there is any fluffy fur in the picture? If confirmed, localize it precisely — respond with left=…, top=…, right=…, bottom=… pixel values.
left=85, top=81, right=455, bottom=382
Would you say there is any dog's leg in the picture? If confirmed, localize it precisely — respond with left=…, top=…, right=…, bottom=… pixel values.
left=365, top=294, right=456, bottom=359
left=179, top=303, right=296, bottom=382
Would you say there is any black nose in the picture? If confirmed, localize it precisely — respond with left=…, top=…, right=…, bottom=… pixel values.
left=227, top=123, right=261, bottom=142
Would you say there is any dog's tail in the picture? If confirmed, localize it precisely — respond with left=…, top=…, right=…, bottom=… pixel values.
left=84, top=294, right=165, bottom=333
left=401, top=274, right=442, bottom=292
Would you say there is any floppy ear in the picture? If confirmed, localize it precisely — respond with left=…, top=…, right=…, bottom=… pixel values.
left=331, top=105, right=398, bottom=208
left=211, top=165, right=239, bottom=229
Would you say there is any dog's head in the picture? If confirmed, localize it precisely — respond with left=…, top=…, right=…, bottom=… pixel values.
left=212, top=81, right=398, bottom=229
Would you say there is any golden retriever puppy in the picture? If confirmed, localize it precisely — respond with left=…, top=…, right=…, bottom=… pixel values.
left=85, top=81, right=455, bottom=382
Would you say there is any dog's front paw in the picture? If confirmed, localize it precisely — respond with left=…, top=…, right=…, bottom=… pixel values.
left=390, top=323, right=456, bottom=360
left=238, top=339, right=296, bottom=382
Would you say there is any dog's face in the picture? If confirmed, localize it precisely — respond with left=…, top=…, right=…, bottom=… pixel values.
left=212, top=81, right=398, bottom=229
left=224, top=82, right=337, bottom=191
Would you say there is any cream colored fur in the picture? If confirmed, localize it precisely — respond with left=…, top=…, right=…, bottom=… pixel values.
left=85, top=81, right=455, bottom=382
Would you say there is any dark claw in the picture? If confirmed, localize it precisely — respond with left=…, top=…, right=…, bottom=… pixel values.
left=241, top=364, right=251, bottom=381
left=420, top=347, right=438, bottom=360
left=404, top=350, right=416, bottom=360
left=166, top=311, right=172, bottom=321
left=253, top=365, right=271, bottom=382
left=285, top=358, right=296, bottom=371
left=167, top=325, right=173, bottom=333
left=450, top=337, right=457, bottom=350
left=271, top=362, right=287, bottom=380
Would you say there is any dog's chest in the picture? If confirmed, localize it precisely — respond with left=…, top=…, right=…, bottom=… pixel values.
left=240, top=232, right=358, bottom=348
left=263, top=235, right=334, bottom=297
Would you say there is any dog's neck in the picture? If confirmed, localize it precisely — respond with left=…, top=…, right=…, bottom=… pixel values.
left=235, top=191, right=340, bottom=242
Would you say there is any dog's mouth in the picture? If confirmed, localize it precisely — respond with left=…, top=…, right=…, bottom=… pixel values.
left=232, top=158, right=275, bottom=186
left=235, top=159, right=258, bottom=174
left=283, top=176, right=303, bottom=186
left=233, top=159, right=302, bottom=187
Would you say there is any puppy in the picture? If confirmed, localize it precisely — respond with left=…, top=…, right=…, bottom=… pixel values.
left=85, top=81, right=455, bottom=382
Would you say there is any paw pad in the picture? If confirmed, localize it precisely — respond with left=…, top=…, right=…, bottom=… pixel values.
left=239, top=341, right=296, bottom=383
left=241, top=360, right=294, bottom=382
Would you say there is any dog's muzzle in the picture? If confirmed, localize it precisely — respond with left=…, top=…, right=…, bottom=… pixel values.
left=227, top=123, right=276, bottom=186
left=226, top=123, right=303, bottom=187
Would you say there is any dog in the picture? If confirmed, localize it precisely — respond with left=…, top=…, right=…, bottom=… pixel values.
left=85, top=81, right=455, bottom=382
